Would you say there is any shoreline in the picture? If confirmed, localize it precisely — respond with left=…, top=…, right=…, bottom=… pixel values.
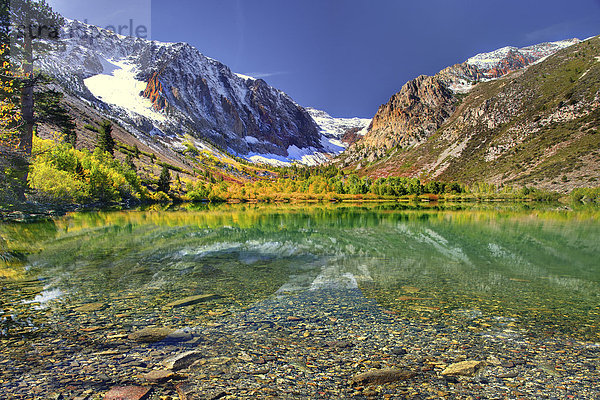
left=0, top=197, right=583, bottom=223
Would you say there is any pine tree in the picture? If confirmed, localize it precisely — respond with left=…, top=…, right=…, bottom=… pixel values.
left=96, top=119, right=114, bottom=155
left=35, top=89, right=76, bottom=146
left=157, top=165, right=170, bottom=193
left=125, top=153, right=136, bottom=171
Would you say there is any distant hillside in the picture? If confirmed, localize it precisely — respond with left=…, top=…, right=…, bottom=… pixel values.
left=339, top=37, right=600, bottom=191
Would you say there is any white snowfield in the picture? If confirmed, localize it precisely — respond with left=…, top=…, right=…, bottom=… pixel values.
left=84, top=58, right=167, bottom=122
left=248, top=145, right=331, bottom=167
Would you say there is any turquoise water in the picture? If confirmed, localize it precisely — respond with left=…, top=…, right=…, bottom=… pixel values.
left=1, top=203, right=599, bottom=342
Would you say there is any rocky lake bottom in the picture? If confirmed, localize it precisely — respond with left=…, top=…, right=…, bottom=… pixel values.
left=2, top=288, right=599, bottom=399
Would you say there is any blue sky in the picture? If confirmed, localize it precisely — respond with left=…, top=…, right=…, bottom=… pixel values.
left=48, top=0, right=600, bottom=118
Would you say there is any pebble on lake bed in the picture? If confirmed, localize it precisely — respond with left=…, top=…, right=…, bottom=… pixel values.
left=104, top=386, right=152, bottom=400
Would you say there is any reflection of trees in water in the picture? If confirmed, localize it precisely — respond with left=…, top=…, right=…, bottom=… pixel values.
left=2, top=205, right=599, bottom=339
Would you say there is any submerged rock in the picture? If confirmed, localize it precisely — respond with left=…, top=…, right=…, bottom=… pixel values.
left=162, top=351, right=203, bottom=371
left=128, top=327, right=173, bottom=342
left=441, top=360, right=485, bottom=377
left=104, top=386, right=152, bottom=400
left=128, top=327, right=191, bottom=343
left=142, top=369, right=174, bottom=382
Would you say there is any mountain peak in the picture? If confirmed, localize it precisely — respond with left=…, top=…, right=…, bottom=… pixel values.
left=466, top=39, right=580, bottom=72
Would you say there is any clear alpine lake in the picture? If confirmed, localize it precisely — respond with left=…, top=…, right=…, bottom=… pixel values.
left=1, top=203, right=599, bottom=399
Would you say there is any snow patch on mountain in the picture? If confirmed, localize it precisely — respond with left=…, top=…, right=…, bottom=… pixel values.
left=235, top=73, right=256, bottom=81
left=306, top=108, right=371, bottom=139
left=84, top=58, right=166, bottom=122
left=520, top=39, right=580, bottom=58
left=248, top=145, right=331, bottom=167
left=244, top=136, right=262, bottom=144
left=467, top=46, right=515, bottom=70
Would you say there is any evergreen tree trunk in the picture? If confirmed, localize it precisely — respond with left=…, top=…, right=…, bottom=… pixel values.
left=20, top=33, right=34, bottom=153
left=19, top=33, right=34, bottom=187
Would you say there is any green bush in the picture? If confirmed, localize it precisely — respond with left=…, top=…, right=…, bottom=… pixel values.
left=570, top=187, right=600, bottom=204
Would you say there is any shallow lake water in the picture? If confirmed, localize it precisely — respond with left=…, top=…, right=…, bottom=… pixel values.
left=1, top=203, right=599, bottom=398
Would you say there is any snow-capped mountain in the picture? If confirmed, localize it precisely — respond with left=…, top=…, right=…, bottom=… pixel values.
left=37, top=20, right=328, bottom=165
left=305, top=107, right=371, bottom=150
left=438, top=39, right=581, bottom=93
left=466, top=39, right=580, bottom=70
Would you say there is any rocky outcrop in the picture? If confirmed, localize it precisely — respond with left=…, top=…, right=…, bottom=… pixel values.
left=143, top=71, right=168, bottom=112
left=484, top=49, right=535, bottom=79
left=340, top=126, right=365, bottom=146
left=362, top=75, right=456, bottom=150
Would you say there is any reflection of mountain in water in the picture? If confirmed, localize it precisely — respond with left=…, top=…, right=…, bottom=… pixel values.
left=3, top=205, right=599, bottom=340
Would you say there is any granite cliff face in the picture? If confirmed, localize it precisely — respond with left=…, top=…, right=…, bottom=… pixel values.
left=362, top=75, right=455, bottom=152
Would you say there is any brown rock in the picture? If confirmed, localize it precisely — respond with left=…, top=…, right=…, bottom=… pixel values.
left=351, top=368, right=416, bottom=386
left=161, top=351, right=203, bottom=371
left=128, top=327, right=174, bottom=343
left=142, top=369, right=173, bottom=382
left=128, top=327, right=191, bottom=343
left=441, top=360, right=485, bottom=377
left=104, top=386, right=152, bottom=400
